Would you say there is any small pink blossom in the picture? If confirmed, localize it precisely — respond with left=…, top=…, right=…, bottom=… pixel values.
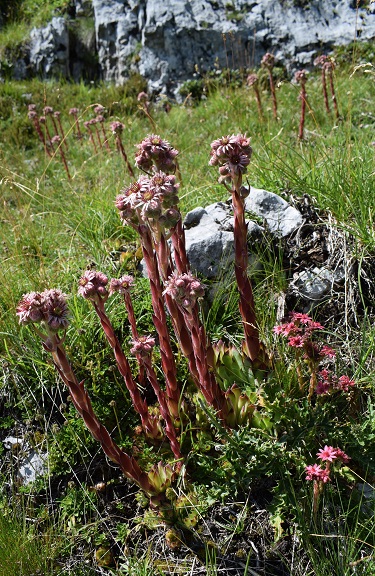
left=317, top=445, right=337, bottom=462
left=336, top=375, right=355, bottom=392
left=288, top=335, right=305, bottom=348
left=130, top=335, right=155, bottom=357
left=78, top=270, right=109, bottom=300
left=164, top=272, right=205, bottom=311
left=305, top=464, right=330, bottom=483
left=320, top=345, right=336, bottom=358
left=334, top=448, right=350, bottom=463
left=111, top=121, right=125, bottom=135
left=290, top=312, right=313, bottom=324
left=16, top=292, right=45, bottom=324
left=246, top=73, right=258, bottom=87
left=109, top=275, right=135, bottom=295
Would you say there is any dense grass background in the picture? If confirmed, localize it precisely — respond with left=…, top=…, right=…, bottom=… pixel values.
left=0, top=39, right=375, bottom=575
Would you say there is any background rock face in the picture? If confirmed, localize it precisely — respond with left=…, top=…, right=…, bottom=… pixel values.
left=6, top=1, right=375, bottom=89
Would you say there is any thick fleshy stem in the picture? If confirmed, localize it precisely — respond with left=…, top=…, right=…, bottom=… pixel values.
left=91, top=298, right=160, bottom=438
left=176, top=303, right=227, bottom=420
left=28, top=112, right=52, bottom=157
left=153, top=233, right=198, bottom=382
left=170, top=218, right=190, bottom=275
left=321, top=68, right=330, bottom=114
left=116, top=135, right=135, bottom=178
left=327, top=65, right=340, bottom=120
left=295, top=70, right=308, bottom=141
left=261, top=53, right=277, bottom=120
left=54, top=112, right=68, bottom=149
left=85, top=121, right=98, bottom=154
left=139, top=225, right=181, bottom=418
left=48, top=339, right=153, bottom=493
left=137, top=347, right=182, bottom=462
left=231, top=183, right=260, bottom=362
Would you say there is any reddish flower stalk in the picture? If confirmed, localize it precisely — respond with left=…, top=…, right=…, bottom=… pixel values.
left=247, top=73, right=263, bottom=121
left=69, top=107, right=83, bottom=142
left=16, top=289, right=154, bottom=495
left=294, top=69, right=308, bottom=140
left=261, top=53, right=278, bottom=120
left=39, top=116, right=54, bottom=151
left=84, top=120, right=98, bottom=153
left=28, top=109, right=52, bottom=157
left=54, top=111, right=68, bottom=149
left=109, top=275, right=145, bottom=385
left=138, top=226, right=182, bottom=419
left=314, top=55, right=330, bottom=114
left=96, top=114, right=111, bottom=150
left=111, top=121, right=135, bottom=178
left=131, top=336, right=182, bottom=462
left=324, top=59, right=340, bottom=119
left=137, top=91, right=156, bottom=131
left=209, top=135, right=260, bottom=362
left=51, top=135, right=71, bottom=179
left=78, top=270, right=160, bottom=439
left=164, top=272, right=227, bottom=420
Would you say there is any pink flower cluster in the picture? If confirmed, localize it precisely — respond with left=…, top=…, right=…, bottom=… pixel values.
left=261, top=52, right=275, bottom=69
left=306, top=445, right=350, bottom=483
left=109, top=275, right=135, bottom=295
left=273, top=312, right=331, bottom=359
left=115, top=172, right=180, bottom=228
left=316, top=369, right=355, bottom=395
left=163, top=272, right=205, bottom=312
left=130, top=335, right=155, bottom=357
left=16, top=289, right=69, bottom=332
left=78, top=270, right=109, bottom=301
left=209, top=134, right=252, bottom=184
left=135, top=134, right=178, bottom=173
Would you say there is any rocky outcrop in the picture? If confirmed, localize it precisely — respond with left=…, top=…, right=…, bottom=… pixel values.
left=2, top=1, right=375, bottom=90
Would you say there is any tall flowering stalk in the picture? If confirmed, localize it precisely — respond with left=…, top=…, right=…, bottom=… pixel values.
left=323, top=58, right=340, bottom=120
left=261, top=53, right=278, bottom=120
left=164, top=272, right=227, bottom=419
left=209, top=134, right=260, bottom=363
left=69, top=107, right=83, bottom=142
left=306, top=446, right=350, bottom=519
left=130, top=336, right=182, bottom=462
left=247, top=73, right=263, bottom=121
left=294, top=70, right=308, bottom=140
left=314, top=55, right=330, bottom=114
left=111, top=121, right=135, bottom=178
left=53, top=111, right=68, bottom=149
left=15, top=289, right=155, bottom=495
left=78, top=270, right=161, bottom=440
left=28, top=105, right=51, bottom=157
left=50, top=135, right=71, bottom=179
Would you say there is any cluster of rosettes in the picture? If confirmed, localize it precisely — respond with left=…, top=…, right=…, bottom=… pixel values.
left=261, top=52, right=275, bottom=69
left=163, top=272, right=205, bottom=312
left=305, top=445, right=350, bottom=483
left=273, top=312, right=335, bottom=361
left=135, top=134, right=178, bottom=173
left=209, top=134, right=252, bottom=184
left=316, top=369, right=355, bottom=395
left=115, top=172, right=180, bottom=228
left=78, top=270, right=109, bottom=301
left=17, top=289, right=69, bottom=332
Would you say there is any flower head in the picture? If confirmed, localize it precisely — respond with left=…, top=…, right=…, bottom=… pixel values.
left=305, top=464, right=330, bottom=483
left=164, top=272, right=205, bottom=311
left=69, top=108, right=79, bottom=115
left=135, top=134, right=179, bottom=173
left=42, top=289, right=70, bottom=331
left=209, top=134, right=252, bottom=184
left=94, top=104, right=105, bottom=115
left=111, top=121, right=125, bottom=135
left=294, top=70, right=308, bottom=85
left=247, top=73, right=258, bottom=87
left=78, top=270, right=109, bottom=301
left=43, top=106, right=54, bottom=115
left=336, top=375, right=355, bottom=392
left=16, top=292, right=45, bottom=324
left=314, top=55, right=328, bottom=68
left=130, top=335, right=155, bottom=357
left=261, top=52, right=275, bottom=69
left=109, top=275, right=135, bottom=295
left=16, top=289, right=69, bottom=332
left=317, top=445, right=337, bottom=462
